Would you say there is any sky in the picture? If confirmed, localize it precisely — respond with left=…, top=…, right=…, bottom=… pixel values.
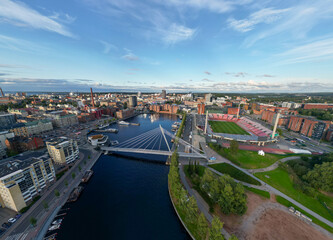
left=0, top=0, right=333, bottom=93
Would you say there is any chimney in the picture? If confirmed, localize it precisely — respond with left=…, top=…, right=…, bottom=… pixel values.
left=90, top=88, right=95, bottom=108
left=0, top=88, right=4, bottom=97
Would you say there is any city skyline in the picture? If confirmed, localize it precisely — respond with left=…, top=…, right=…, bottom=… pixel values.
left=1, top=0, right=333, bottom=92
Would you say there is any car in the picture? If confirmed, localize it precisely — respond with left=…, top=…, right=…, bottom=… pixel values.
left=0, top=228, right=6, bottom=236
left=8, top=218, right=16, bottom=224
left=2, top=222, right=11, bottom=229
left=15, top=214, right=22, bottom=219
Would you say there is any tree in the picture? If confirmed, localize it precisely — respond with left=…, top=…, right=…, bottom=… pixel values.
left=303, top=162, right=333, bottom=192
left=43, top=201, right=49, bottom=211
left=185, top=196, right=198, bottom=223
left=72, top=172, right=76, bottom=179
left=54, top=189, right=60, bottom=197
left=209, top=216, right=224, bottom=240
left=30, top=217, right=37, bottom=227
left=123, top=102, right=128, bottom=109
left=229, top=235, right=239, bottom=240
left=197, top=213, right=208, bottom=239
left=230, top=140, right=239, bottom=154
left=65, top=180, right=68, bottom=187
left=88, top=155, right=91, bottom=159
left=78, top=165, right=82, bottom=172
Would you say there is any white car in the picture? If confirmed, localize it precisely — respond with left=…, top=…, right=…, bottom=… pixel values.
left=8, top=218, right=16, bottom=223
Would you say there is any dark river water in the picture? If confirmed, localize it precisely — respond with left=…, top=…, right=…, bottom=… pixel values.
left=56, top=114, right=190, bottom=240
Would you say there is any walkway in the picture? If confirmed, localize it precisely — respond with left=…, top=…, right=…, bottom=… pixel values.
left=248, top=156, right=300, bottom=173
left=179, top=165, right=231, bottom=239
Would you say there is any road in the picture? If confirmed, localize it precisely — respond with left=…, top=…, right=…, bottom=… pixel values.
left=2, top=147, right=100, bottom=240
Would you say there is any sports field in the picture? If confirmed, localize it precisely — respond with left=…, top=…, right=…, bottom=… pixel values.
left=209, top=120, right=250, bottom=135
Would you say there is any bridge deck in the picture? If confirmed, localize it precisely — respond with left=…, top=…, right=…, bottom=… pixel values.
left=101, top=147, right=206, bottom=158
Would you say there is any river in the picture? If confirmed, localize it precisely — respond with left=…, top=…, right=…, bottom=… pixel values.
left=56, top=114, right=190, bottom=240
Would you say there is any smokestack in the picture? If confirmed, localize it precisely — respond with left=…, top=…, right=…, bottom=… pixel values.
left=0, top=88, right=4, bottom=97
left=90, top=88, right=95, bottom=108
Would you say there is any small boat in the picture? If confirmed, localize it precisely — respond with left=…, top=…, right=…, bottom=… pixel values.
left=48, top=224, right=61, bottom=231
left=105, top=128, right=119, bottom=133
left=118, top=121, right=130, bottom=125
left=131, top=123, right=140, bottom=126
left=111, top=140, right=119, bottom=146
left=52, top=219, right=63, bottom=225
left=81, top=170, right=93, bottom=183
left=67, top=186, right=84, bottom=203
left=98, top=124, right=109, bottom=129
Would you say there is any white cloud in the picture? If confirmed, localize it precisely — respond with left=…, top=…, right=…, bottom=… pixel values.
left=159, top=23, right=196, bottom=44
left=228, top=7, right=290, bottom=32
left=0, top=34, right=47, bottom=52
left=276, top=37, right=333, bottom=64
left=100, top=40, right=117, bottom=54
left=122, top=52, right=139, bottom=61
left=0, top=0, right=74, bottom=37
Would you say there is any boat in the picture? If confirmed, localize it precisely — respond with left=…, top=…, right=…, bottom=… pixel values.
left=52, top=219, right=63, bottom=225
left=81, top=170, right=93, bottom=183
left=98, top=124, right=109, bottom=129
left=118, top=121, right=130, bottom=125
left=172, top=124, right=179, bottom=128
left=131, top=123, right=140, bottom=126
left=48, top=224, right=61, bottom=231
left=67, top=186, right=84, bottom=203
left=105, top=128, right=118, bottom=133
left=110, top=140, right=119, bottom=146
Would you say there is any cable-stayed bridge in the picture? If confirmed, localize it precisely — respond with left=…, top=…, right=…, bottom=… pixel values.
left=101, top=125, right=207, bottom=159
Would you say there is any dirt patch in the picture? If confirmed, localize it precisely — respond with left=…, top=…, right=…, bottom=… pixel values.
left=248, top=209, right=330, bottom=240
left=214, top=192, right=331, bottom=240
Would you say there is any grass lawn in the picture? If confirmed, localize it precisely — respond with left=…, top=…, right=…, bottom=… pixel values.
left=210, top=163, right=260, bottom=186
left=244, top=186, right=270, bottom=199
left=209, top=121, right=250, bottom=135
left=276, top=195, right=333, bottom=233
left=209, top=143, right=287, bottom=169
left=255, top=167, right=333, bottom=222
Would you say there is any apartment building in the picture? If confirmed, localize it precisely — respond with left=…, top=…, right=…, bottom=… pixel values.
left=0, top=155, right=55, bottom=212
left=50, top=114, right=78, bottom=128
left=46, top=137, right=79, bottom=165
left=9, top=120, right=53, bottom=137
left=0, top=113, right=16, bottom=129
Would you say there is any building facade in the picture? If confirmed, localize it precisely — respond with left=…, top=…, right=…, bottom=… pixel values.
left=197, top=103, right=205, bottom=115
left=51, top=114, right=78, bottom=128
left=46, top=137, right=79, bottom=165
left=10, top=120, right=53, bottom=137
left=0, top=113, right=16, bottom=129
left=0, top=156, right=55, bottom=212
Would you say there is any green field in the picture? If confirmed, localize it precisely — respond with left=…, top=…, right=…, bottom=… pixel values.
left=210, top=163, right=260, bottom=185
left=244, top=186, right=270, bottom=199
left=209, top=121, right=250, bottom=135
left=255, top=167, right=333, bottom=222
left=209, top=143, right=287, bottom=169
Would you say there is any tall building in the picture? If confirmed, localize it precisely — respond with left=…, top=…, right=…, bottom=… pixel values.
left=129, top=96, right=137, bottom=107
left=0, top=155, right=55, bottom=212
left=205, top=93, right=212, bottom=103
left=49, top=114, right=79, bottom=128
left=161, top=90, right=167, bottom=99
left=197, top=103, right=205, bottom=115
left=46, top=137, right=79, bottom=165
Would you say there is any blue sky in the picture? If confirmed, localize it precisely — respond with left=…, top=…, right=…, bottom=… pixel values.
left=0, top=0, right=333, bottom=93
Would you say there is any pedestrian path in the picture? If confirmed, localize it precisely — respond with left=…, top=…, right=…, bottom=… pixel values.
left=5, top=232, right=29, bottom=240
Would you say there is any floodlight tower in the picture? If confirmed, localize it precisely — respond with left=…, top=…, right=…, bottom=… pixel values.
left=271, top=110, right=281, bottom=139
left=204, top=110, right=209, bottom=134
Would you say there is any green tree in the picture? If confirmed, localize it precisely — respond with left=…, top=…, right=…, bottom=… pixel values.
left=78, top=165, right=82, bottom=172
left=30, top=217, right=37, bottom=227
left=229, top=235, right=239, bottom=240
left=72, top=172, right=76, bottom=179
left=197, top=213, right=209, bottom=239
left=88, top=155, right=91, bottom=159
left=54, top=189, right=60, bottom=197
left=43, top=201, right=49, bottom=211
left=209, top=216, right=224, bottom=240
left=65, top=180, right=68, bottom=187
left=230, top=140, right=239, bottom=154
left=303, top=162, right=333, bottom=192
left=185, top=196, right=198, bottom=223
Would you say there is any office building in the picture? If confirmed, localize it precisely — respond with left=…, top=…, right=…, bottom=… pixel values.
left=161, top=90, right=167, bottom=99
left=129, top=96, right=137, bottom=107
left=49, top=114, right=78, bottom=128
left=0, top=113, right=16, bottom=129
left=0, top=155, right=55, bottom=212
left=46, top=137, right=79, bottom=165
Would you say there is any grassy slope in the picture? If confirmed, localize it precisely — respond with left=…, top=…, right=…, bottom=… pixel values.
left=210, top=163, right=260, bottom=186
left=209, top=121, right=250, bottom=135
left=255, top=167, right=333, bottom=222
left=276, top=195, right=333, bottom=233
left=209, top=143, right=286, bottom=169
left=244, top=186, right=270, bottom=199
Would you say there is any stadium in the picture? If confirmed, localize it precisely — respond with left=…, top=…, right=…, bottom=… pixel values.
left=197, top=113, right=277, bottom=144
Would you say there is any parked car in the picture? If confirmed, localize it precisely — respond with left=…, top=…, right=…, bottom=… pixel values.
left=15, top=214, right=22, bottom=219
left=2, top=222, right=11, bottom=229
left=8, top=218, right=16, bottom=224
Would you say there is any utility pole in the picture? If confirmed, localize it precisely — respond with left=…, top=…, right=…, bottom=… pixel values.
left=272, top=110, right=281, bottom=140
left=204, top=110, right=209, bottom=134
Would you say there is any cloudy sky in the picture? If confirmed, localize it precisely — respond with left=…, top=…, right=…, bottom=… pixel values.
left=1, top=0, right=333, bottom=92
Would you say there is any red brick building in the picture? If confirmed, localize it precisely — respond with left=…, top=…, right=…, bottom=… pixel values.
left=197, top=103, right=205, bottom=115
left=303, top=103, right=333, bottom=110
left=227, top=107, right=239, bottom=115
left=5, top=136, right=44, bottom=153
left=116, top=108, right=135, bottom=119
